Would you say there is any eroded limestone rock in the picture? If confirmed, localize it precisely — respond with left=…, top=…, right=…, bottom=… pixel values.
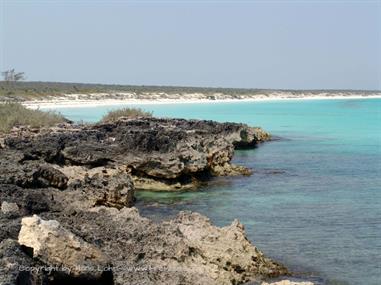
left=2, top=118, right=270, bottom=191
left=46, top=206, right=288, bottom=285
left=18, top=215, right=111, bottom=280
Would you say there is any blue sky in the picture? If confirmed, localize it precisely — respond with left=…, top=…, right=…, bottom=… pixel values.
left=1, top=0, right=380, bottom=90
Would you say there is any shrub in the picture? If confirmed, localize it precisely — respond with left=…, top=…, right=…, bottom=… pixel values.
left=0, top=103, right=67, bottom=133
left=101, top=107, right=153, bottom=123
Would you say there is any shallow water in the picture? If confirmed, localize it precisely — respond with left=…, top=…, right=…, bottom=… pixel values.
left=51, top=99, right=381, bottom=285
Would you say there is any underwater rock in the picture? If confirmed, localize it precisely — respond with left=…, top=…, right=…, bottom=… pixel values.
left=261, top=280, right=314, bottom=285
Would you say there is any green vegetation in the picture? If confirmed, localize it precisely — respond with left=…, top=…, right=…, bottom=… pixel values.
left=0, top=104, right=153, bottom=133
left=101, top=107, right=153, bottom=123
left=2, top=81, right=377, bottom=102
left=0, top=81, right=268, bottom=101
left=0, top=81, right=379, bottom=102
left=0, top=103, right=67, bottom=133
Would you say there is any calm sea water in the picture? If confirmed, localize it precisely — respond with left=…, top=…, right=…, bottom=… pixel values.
left=48, top=99, right=381, bottom=285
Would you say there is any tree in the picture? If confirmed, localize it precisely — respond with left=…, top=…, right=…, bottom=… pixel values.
left=1, top=69, right=26, bottom=82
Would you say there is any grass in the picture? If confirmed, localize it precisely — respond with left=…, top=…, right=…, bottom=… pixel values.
left=0, top=103, right=68, bottom=133
left=0, top=104, right=152, bottom=133
left=101, top=107, right=153, bottom=123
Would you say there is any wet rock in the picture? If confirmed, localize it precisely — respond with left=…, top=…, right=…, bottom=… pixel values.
left=261, top=280, right=314, bottom=285
left=18, top=215, right=112, bottom=281
left=132, top=175, right=198, bottom=191
left=211, top=162, right=252, bottom=176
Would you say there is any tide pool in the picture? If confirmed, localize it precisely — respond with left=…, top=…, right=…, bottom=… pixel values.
left=49, top=99, right=381, bottom=285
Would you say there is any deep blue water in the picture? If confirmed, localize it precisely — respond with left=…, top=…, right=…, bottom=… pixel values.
left=47, top=99, right=381, bottom=285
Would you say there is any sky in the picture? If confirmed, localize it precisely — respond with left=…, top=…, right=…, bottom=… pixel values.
left=0, top=0, right=380, bottom=90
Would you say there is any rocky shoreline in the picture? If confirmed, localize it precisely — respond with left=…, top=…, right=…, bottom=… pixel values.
left=1, top=117, right=271, bottom=192
left=0, top=117, right=313, bottom=285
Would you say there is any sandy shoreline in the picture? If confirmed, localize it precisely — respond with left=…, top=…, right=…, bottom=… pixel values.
left=22, top=94, right=381, bottom=109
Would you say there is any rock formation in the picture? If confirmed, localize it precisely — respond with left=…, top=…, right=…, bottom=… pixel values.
left=18, top=215, right=111, bottom=281
left=1, top=197, right=290, bottom=284
left=1, top=117, right=270, bottom=191
left=28, top=207, right=287, bottom=285
left=0, top=117, right=307, bottom=285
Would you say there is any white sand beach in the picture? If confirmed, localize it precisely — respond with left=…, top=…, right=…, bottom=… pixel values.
left=22, top=93, right=381, bottom=109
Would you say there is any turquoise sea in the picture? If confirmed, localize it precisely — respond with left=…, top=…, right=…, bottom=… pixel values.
left=48, top=99, right=381, bottom=285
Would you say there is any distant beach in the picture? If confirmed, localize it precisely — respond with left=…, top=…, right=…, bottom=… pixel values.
left=22, top=93, right=381, bottom=109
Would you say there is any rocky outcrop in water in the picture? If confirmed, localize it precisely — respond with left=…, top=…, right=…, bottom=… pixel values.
left=0, top=117, right=295, bottom=285
left=0, top=188, right=289, bottom=284
left=2, top=117, right=270, bottom=191
left=8, top=206, right=288, bottom=285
